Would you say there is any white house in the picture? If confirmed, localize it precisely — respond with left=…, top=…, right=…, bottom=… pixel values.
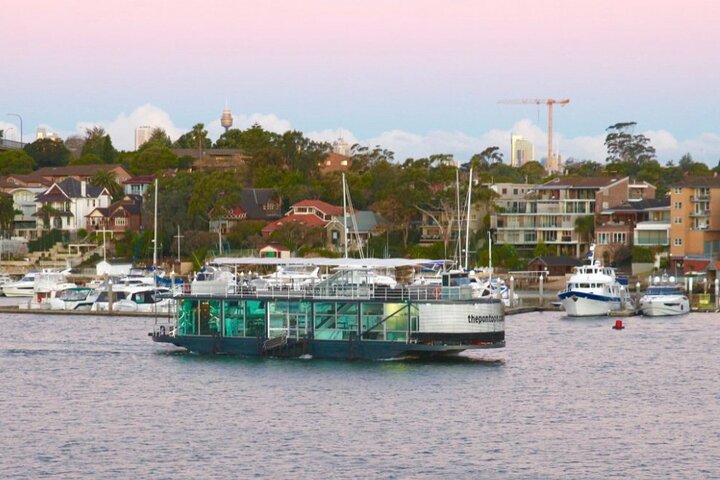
left=35, top=178, right=111, bottom=232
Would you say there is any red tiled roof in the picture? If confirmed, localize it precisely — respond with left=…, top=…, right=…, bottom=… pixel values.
left=291, top=199, right=345, bottom=216
left=122, top=175, right=155, bottom=185
left=261, top=213, right=328, bottom=236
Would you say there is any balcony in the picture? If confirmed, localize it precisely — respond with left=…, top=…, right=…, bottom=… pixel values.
left=689, top=210, right=710, bottom=217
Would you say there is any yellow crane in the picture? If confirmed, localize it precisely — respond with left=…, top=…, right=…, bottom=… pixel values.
left=498, top=98, right=570, bottom=172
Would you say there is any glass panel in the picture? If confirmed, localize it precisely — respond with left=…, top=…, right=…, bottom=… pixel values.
left=223, top=300, right=245, bottom=337
left=244, top=300, right=266, bottom=337
left=177, top=299, right=197, bottom=335
left=199, top=300, right=222, bottom=335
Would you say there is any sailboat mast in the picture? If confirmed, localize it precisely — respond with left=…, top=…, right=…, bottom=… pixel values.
left=464, top=167, right=472, bottom=270
left=456, top=168, right=462, bottom=268
left=342, top=172, right=348, bottom=259
left=153, top=178, right=158, bottom=266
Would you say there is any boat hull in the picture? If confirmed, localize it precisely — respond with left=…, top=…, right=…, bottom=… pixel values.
left=639, top=296, right=690, bottom=316
left=2, top=286, right=34, bottom=297
left=152, top=332, right=505, bottom=360
left=559, top=292, right=623, bottom=317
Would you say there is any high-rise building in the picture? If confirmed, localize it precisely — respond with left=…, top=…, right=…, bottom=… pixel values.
left=511, top=135, right=534, bottom=167
left=36, top=127, right=61, bottom=141
left=135, top=126, right=153, bottom=150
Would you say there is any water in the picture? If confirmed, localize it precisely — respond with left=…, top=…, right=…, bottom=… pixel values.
left=1, top=310, right=719, bottom=479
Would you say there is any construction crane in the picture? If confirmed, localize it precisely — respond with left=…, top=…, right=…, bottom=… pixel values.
left=498, top=98, right=570, bottom=172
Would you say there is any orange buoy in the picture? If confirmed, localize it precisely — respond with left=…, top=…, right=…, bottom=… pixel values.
left=612, top=319, right=624, bottom=330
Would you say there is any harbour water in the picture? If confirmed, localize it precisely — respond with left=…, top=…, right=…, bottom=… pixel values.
left=1, top=310, right=719, bottom=479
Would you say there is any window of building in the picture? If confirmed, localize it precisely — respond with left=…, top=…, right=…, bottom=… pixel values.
left=115, top=217, right=128, bottom=226
left=674, top=188, right=681, bottom=194
left=673, top=202, right=682, bottom=209
left=674, top=238, right=682, bottom=246
left=513, top=188, right=518, bottom=195
left=612, top=232, right=626, bottom=244
left=597, top=233, right=609, bottom=245
left=674, top=217, right=682, bottom=224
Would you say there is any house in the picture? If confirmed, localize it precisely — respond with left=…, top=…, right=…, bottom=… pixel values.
left=325, top=211, right=383, bottom=253
left=527, top=256, right=584, bottom=276
left=668, top=176, right=720, bottom=273
left=491, top=177, right=656, bottom=257
left=34, top=178, right=111, bottom=232
left=208, top=188, right=282, bottom=234
left=123, top=175, right=154, bottom=197
left=31, top=164, right=132, bottom=184
left=595, top=197, right=669, bottom=263
left=7, top=186, right=46, bottom=240
left=261, top=200, right=345, bottom=239
left=173, top=148, right=249, bottom=171
left=86, top=195, right=143, bottom=234
left=318, top=152, right=352, bottom=174
left=259, top=243, right=291, bottom=258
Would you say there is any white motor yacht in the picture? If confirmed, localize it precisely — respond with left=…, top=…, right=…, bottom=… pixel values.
left=639, top=276, right=689, bottom=316
left=558, top=260, right=632, bottom=317
left=2, top=272, right=39, bottom=297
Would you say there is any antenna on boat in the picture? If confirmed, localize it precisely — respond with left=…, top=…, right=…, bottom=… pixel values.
left=456, top=168, right=463, bottom=269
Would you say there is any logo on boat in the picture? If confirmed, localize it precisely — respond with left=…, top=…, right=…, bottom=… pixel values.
left=467, top=314, right=502, bottom=324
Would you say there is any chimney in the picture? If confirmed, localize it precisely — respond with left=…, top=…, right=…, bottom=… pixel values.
left=81, top=180, right=87, bottom=197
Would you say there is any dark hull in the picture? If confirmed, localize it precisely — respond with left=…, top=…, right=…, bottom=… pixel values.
left=152, top=333, right=505, bottom=360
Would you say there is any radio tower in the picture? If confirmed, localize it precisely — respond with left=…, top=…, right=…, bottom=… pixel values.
left=220, top=103, right=233, bottom=133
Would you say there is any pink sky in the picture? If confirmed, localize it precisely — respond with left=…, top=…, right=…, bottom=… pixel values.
left=3, top=0, right=720, bottom=162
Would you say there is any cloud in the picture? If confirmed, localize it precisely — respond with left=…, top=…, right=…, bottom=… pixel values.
left=59, top=106, right=720, bottom=166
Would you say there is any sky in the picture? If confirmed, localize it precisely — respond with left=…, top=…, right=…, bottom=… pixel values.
left=2, top=0, right=720, bottom=165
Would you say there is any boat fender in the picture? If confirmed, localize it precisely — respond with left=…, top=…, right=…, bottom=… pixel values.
left=433, top=287, right=441, bottom=299
left=160, top=325, right=166, bottom=336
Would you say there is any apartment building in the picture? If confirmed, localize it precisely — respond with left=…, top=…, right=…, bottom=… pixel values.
left=669, top=177, right=720, bottom=272
left=492, top=177, right=656, bottom=257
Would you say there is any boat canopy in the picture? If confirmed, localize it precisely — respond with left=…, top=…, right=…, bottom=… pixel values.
left=211, top=257, right=452, bottom=269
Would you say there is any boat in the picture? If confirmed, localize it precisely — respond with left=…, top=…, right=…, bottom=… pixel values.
left=112, top=286, right=174, bottom=313
left=2, top=272, right=39, bottom=297
left=638, top=275, right=690, bottom=316
left=150, top=258, right=505, bottom=360
left=48, top=287, right=96, bottom=311
left=27, top=271, right=77, bottom=309
left=191, top=265, right=237, bottom=294
left=557, top=248, right=632, bottom=317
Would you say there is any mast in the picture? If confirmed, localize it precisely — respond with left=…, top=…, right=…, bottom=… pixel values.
left=456, top=168, right=462, bottom=268
left=153, top=178, right=158, bottom=267
left=342, top=172, right=348, bottom=259
left=464, top=167, right=472, bottom=270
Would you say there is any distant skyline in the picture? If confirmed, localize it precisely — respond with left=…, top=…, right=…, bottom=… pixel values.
left=3, top=0, right=720, bottom=164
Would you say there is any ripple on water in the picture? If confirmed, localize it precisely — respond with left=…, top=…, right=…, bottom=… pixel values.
left=0, top=311, right=719, bottom=479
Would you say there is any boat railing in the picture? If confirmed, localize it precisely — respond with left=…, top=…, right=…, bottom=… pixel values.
left=178, top=283, right=479, bottom=302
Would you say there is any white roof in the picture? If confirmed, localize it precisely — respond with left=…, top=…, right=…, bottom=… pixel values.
left=211, top=257, right=449, bottom=268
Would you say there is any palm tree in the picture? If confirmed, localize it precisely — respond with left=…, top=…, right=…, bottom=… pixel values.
left=90, top=169, right=122, bottom=199
left=574, top=215, right=595, bottom=256
left=191, top=123, right=208, bottom=160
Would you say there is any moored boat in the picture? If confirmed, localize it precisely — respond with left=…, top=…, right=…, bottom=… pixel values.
left=558, top=260, right=632, bottom=317
left=639, top=276, right=689, bottom=316
left=151, top=258, right=505, bottom=360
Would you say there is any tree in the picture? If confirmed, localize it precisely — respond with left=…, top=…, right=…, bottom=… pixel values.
left=0, top=150, right=35, bottom=174
left=574, top=215, right=595, bottom=251
left=129, top=146, right=180, bottom=175
left=23, top=138, right=71, bottom=168
left=187, top=170, right=243, bottom=220
left=36, top=203, right=62, bottom=232
left=533, top=240, right=551, bottom=257
left=0, top=194, right=20, bottom=236
left=70, top=153, right=105, bottom=166
left=269, top=222, right=325, bottom=252
left=81, top=127, right=118, bottom=163
left=138, top=128, right=172, bottom=151
left=605, top=122, right=656, bottom=166
left=64, top=135, right=85, bottom=159
left=90, top=169, right=122, bottom=198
